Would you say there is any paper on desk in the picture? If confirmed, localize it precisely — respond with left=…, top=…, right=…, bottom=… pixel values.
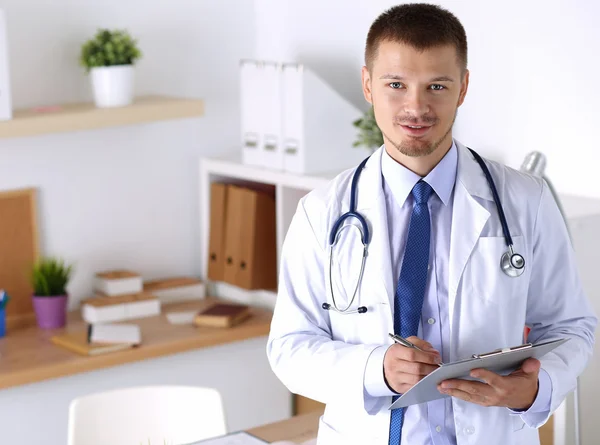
left=183, top=431, right=268, bottom=445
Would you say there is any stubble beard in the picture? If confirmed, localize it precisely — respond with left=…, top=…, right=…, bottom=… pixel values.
left=383, top=109, right=458, bottom=158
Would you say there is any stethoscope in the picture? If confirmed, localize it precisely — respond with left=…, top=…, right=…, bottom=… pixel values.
left=322, top=147, right=525, bottom=315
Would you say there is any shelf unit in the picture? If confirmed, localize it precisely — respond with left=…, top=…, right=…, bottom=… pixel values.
left=0, top=95, right=204, bottom=138
left=198, top=153, right=342, bottom=307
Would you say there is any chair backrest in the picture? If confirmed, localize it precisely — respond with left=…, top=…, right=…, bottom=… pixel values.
left=67, top=385, right=226, bottom=445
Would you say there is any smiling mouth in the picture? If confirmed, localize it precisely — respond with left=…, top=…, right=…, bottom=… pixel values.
left=399, top=124, right=433, bottom=137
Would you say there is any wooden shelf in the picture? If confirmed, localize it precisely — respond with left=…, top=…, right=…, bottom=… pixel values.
left=0, top=297, right=271, bottom=390
left=0, top=95, right=204, bottom=138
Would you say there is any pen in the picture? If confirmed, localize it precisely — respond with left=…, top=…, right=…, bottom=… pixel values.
left=389, top=333, right=443, bottom=366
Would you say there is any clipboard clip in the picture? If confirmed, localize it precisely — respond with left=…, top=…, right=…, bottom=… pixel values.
left=472, top=343, right=533, bottom=359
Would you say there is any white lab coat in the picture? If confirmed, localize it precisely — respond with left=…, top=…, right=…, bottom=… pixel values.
left=266, top=141, right=597, bottom=445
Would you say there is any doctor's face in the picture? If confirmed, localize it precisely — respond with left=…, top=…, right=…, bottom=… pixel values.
left=361, top=40, right=469, bottom=160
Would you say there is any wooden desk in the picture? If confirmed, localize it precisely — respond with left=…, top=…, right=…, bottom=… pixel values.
left=0, top=297, right=272, bottom=390
left=249, top=409, right=323, bottom=443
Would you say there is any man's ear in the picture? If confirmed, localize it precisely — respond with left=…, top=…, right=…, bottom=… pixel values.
left=361, top=66, right=373, bottom=104
left=457, top=69, right=469, bottom=107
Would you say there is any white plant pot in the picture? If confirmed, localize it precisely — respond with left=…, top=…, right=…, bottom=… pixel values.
left=90, top=65, right=134, bottom=108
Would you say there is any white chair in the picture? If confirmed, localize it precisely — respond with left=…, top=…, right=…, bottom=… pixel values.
left=67, top=385, right=227, bottom=445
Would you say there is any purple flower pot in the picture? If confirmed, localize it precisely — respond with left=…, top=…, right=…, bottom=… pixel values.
left=32, top=294, right=68, bottom=329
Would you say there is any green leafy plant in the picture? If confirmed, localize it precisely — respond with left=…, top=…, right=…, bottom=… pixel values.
left=30, top=257, right=73, bottom=297
left=80, top=28, right=142, bottom=72
left=353, top=106, right=384, bottom=151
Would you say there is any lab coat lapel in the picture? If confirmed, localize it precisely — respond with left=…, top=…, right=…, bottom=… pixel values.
left=448, top=142, right=493, bottom=332
left=355, top=147, right=395, bottom=315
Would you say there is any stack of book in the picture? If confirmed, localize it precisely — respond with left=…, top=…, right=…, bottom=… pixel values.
left=51, top=323, right=141, bottom=356
left=81, top=270, right=206, bottom=324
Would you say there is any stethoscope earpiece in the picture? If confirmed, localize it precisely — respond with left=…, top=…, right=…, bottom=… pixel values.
left=323, top=302, right=368, bottom=314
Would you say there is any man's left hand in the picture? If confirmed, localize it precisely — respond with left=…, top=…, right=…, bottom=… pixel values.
left=437, top=358, right=541, bottom=410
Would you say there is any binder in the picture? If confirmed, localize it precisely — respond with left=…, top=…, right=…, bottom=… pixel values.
left=260, top=62, right=283, bottom=170
left=236, top=187, right=277, bottom=290
left=389, top=338, right=568, bottom=409
left=207, top=183, right=229, bottom=281
left=281, top=63, right=369, bottom=175
left=222, top=185, right=277, bottom=290
left=222, top=185, right=244, bottom=286
left=240, top=61, right=263, bottom=167
left=0, top=9, right=12, bottom=121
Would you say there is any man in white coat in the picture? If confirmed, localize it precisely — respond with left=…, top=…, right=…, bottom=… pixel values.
left=266, top=3, right=597, bottom=445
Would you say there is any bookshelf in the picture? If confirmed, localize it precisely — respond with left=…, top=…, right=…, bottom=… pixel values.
left=198, top=153, right=342, bottom=307
left=0, top=95, right=204, bottom=138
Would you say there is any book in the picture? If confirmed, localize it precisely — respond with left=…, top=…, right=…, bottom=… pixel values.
left=94, top=270, right=143, bottom=296
left=81, top=292, right=160, bottom=323
left=143, top=277, right=205, bottom=303
left=51, top=330, right=135, bottom=356
left=194, top=302, right=251, bottom=328
left=88, top=323, right=141, bottom=345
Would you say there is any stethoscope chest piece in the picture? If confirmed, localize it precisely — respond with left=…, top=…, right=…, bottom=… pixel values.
left=501, top=246, right=525, bottom=277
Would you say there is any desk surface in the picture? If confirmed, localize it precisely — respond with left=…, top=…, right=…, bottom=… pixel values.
left=248, top=409, right=323, bottom=443
left=0, top=297, right=272, bottom=390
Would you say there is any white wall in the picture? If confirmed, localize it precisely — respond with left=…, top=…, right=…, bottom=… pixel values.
left=0, top=0, right=255, bottom=308
left=254, top=0, right=600, bottom=199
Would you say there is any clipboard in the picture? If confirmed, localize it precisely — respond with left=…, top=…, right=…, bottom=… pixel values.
left=389, top=338, right=568, bottom=410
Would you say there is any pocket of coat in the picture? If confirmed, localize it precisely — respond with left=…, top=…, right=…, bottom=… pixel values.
left=464, top=235, right=529, bottom=303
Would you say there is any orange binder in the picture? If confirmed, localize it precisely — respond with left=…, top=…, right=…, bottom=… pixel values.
left=236, top=187, right=277, bottom=290
left=207, top=182, right=229, bottom=281
left=223, top=185, right=244, bottom=286
left=222, top=186, right=277, bottom=290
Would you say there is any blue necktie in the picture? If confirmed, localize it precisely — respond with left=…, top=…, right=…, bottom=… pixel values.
left=388, top=180, right=433, bottom=445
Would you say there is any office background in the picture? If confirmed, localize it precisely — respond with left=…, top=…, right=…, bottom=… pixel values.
left=0, top=0, right=598, bottom=444
left=1, top=0, right=598, bottom=309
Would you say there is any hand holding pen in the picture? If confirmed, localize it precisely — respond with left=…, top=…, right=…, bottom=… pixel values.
left=383, top=333, right=443, bottom=395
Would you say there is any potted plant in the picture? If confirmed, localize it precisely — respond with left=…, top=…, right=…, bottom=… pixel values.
left=80, top=28, right=142, bottom=108
left=31, top=257, right=73, bottom=329
left=353, top=106, right=384, bottom=152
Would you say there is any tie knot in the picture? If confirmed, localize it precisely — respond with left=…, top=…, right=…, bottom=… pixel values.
left=412, top=180, right=433, bottom=204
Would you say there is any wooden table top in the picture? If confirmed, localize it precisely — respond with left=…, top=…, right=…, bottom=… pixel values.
left=248, top=409, right=323, bottom=443
left=0, top=297, right=272, bottom=390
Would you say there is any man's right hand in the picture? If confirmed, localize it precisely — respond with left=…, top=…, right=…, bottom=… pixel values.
left=383, top=336, right=442, bottom=394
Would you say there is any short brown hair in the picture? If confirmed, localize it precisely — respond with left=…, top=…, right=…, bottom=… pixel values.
left=365, top=3, right=468, bottom=73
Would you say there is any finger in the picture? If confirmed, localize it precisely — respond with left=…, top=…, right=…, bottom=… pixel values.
left=438, top=387, right=490, bottom=406
left=438, top=379, right=493, bottom=399
left=386, top=370, right=427, bottom=393
left=390, top=344, right=442, bottom=366
left=397, top=359, right=440, bottom=377
left=470, top=368, right=502, bottom=387
left=406, top=336, right=440, bottom=353
left=521, top=358, right=541, bottom=374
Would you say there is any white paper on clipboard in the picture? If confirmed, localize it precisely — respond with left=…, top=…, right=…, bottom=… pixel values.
left=389, top=337, right=569, bottom=410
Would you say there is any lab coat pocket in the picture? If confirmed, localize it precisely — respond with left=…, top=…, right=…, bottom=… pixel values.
left=464, top=235, right=529, bottom=303
left=327, top=301, right=389, bottom=345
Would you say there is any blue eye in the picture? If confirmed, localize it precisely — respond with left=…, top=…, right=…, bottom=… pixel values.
left=430, top=84, right=445, bottom=91
left=390, top=82, right=403, bottom=89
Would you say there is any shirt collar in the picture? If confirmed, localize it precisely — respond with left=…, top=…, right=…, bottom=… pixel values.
left=381, top=140, right=458, bottom=208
